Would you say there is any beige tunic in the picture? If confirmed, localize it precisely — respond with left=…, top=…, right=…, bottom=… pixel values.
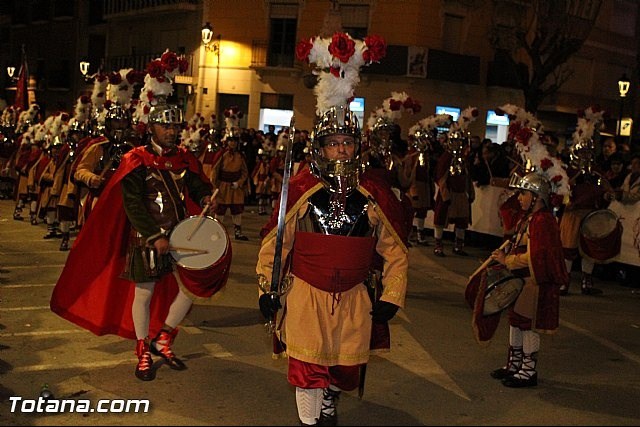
left=212, top=151, right=248, bottom=205
left=256, top=192, right=409, bottom=366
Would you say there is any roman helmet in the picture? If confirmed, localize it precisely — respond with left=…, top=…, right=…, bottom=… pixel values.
left=509, top=171, right=552, bottom=207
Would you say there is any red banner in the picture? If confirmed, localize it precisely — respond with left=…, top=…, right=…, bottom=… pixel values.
left=13, top=56, right=28, bottom=111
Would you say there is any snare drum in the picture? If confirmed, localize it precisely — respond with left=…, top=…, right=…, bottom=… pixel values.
left=483, top=264, right=524, bottom=316
left=579, top=209, right=623, bottom=263
left=169, top=216, right=232, bottom=299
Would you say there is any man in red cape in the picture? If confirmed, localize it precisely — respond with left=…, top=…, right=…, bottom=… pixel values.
left=51, top=102, right=219, bottom=382
left=465, top=172, right=567, bottom=388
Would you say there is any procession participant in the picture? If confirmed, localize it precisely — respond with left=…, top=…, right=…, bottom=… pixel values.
left=257, top=32, right=406, bottom=426
left=51, top=51, right=220, bottom=382
left=365, top=91, right=421, bottom=243
left=57, top=96, right=93, bottom=250
left=269, top=140, right=286, bottom=211
left=26, top=123, right=52, bottom=225
left=408, top=113, right=453, bottom=246
left=75, top=69, right=141, bottom=223
left=432, top=107, right=478, bottom=257
left=37, top=113, right=71, bottom=239
left=559, top=107, right=611, bottom=296
left=212, top=106, right=250, bottom=241
left=12, top=104, right=41, bottom=221
left=487, top=172, right=568, bottom=388
left=0, top=106, right=19, bottom=200
left=251, top=147, right=272, bottom=216
left=465, top=107, right=570, bottom=388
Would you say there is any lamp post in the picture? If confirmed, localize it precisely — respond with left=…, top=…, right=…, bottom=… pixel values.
left=200, top=22, right=222, bottom=118
left=617, top=73, right=630, bottom=145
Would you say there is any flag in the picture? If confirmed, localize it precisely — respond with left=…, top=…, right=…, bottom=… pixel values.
left=13, top=47, right=28, bottom=111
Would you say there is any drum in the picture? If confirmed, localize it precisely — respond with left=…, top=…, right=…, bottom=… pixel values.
left=483, top=264, right=524, bottom=316
left=579, top=209, right=623, bottom=263
left=169, top=216, right=232, bottom=299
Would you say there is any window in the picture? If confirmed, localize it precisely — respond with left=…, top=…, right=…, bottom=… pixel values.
left=260, top=93, right=294, bottom=132
left=49, top=59, right=70, bottom=89
left=267, top=2, right=299, bottom=68
left=268, top=18, right=297, bottom=67
left=341, top=4, right=369, bottom=38
left=31, top=0, right=51, bottom=22
left=53, top=0, right=74, bottom=18
left=442, top=13, right=464, bottom=53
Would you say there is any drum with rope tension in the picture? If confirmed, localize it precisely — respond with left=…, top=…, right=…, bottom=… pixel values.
left=579, top=209, right=623, bottom=263
left=169, top=216, right=231, bottom=299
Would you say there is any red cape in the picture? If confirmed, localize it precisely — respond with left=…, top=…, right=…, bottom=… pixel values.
left=466, top=209, right=567, bottom=343
left=50, top=146, right=213, bottom=340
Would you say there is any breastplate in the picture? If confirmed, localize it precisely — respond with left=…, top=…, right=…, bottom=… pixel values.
left=303, top=188, right=372, bottom=236
left=143, top=168, right=187, bottom=231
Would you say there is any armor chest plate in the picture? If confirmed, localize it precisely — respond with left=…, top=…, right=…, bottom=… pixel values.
left=143, top=167, right=187, bottom=231
left=302, top=189, right=373, bottom=236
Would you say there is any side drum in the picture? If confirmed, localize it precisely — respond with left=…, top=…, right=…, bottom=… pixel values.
left=579, top=209, right=623, bottom=263
left=169, top=216, right=232, bottom=299
left=483, top=264, right=524, bottom=316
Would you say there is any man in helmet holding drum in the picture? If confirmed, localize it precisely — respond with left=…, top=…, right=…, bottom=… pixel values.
left=52, top=52, right=220, bottom=382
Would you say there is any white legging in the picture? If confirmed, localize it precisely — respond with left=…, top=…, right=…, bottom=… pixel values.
left=132, top=282, right=193, bottom=340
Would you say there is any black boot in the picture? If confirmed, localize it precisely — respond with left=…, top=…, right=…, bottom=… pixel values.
left=491, top=345, right=523, bottom=380
left=234, top=225, right=248, bottom=241
left=581, top=273, right=602, bottom=295
left=43, top=225, right=58, bottom=239
left=30, top=212, right=38, bottom=225
left=318, top=387, right=341, bottom=426
left=453, top=237, right=468, bottom=256
left=59, top=233, right=70, bottom=251
left=502, top=352, right=538, bottom=388
left=150, top=328, right=187, bottom=370
left=13, top=206, right=23, bottom=221
left=417, top=229, right=430, bottom=246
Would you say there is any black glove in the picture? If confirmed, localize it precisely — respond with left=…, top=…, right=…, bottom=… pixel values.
left=370, top=300, right=399, bottom=323
left=259, top=293, right=282, bottom=320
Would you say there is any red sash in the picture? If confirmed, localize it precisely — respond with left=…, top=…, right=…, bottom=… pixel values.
left=291, top=231, right=375, bottom=292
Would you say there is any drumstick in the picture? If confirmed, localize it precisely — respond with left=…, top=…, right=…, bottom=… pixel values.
left=169, top=246, right=209, bottom=255
left=187, top=188, right=219, bottom=241
left=469, top=240, right=511, bottom=280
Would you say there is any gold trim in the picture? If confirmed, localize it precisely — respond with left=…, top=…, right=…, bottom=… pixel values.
left=358, top=187, right=409, bottom=254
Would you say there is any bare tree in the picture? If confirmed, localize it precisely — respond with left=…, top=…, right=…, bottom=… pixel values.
left=489, top=0, right=602, bottom=113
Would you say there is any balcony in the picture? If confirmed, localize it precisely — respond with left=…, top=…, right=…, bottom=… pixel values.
left=249, top=39, right=301, bottom=78
left=104, top=0, right=198, bottom=19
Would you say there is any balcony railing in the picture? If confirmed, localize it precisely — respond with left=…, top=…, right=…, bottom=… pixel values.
left=104, top=0, right=198, bottom=18
left=250, top=40, right=296, bottom=69
left=106, top=53, right=194, bottom=76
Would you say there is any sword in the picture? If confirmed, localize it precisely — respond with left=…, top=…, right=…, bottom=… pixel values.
left=264, top=115, right=296, bottom=333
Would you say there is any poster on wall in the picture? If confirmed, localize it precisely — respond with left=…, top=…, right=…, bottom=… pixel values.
left=407, top=46, right=427, bottom=78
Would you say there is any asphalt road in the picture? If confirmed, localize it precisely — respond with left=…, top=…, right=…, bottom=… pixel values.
left=0, top=198, right=638, bottom=426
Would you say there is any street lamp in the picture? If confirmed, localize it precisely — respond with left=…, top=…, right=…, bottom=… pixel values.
left=617, top=73, right=631, bottom=144
left=201, top=22, right=221, bottom=54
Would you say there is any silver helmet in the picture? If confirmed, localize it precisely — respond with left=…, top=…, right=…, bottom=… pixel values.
left=368, top=117, right=395, bottom=165
left=569, top=137, right=595, bottom=173
left=148, top=97, right=184, bottom=126
left=509, top=172, right=551, bottom=206
left=444, top=130, right=469, bottom=176
left=309, top=104, right=361, bottom=195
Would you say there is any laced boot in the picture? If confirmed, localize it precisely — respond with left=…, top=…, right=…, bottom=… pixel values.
left=150, top=328, right=187, bottom=370
left=581, top=273, right=602, bottom=295
left=434, top=239, right=445, bottom=257
left=502, top=352, right=538, bottom=388
left=453, top=238, right=468, bottom=256
left=43, top=224, right=58, bottom=239
left=418, top=229, right=430, bottom=246
left=13, top=206, right=23, bottom=221
left=318, top=387, right=341, bottom=426
left=134, top=339, right=155, bottom=381
left=408, top=226, right=418, bottom=245
left=59, top=233, right=70, bottom=251
left=490, top=346, right=523, bottom=380
left=30, top=212, right=38, bottom=225
left=234, top=225, right=249, bottom=241
left=559, top=282, right=569, bottom=296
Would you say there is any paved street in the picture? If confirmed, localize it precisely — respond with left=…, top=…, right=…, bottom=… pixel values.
left=0, top=198, right=639, bottom=426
